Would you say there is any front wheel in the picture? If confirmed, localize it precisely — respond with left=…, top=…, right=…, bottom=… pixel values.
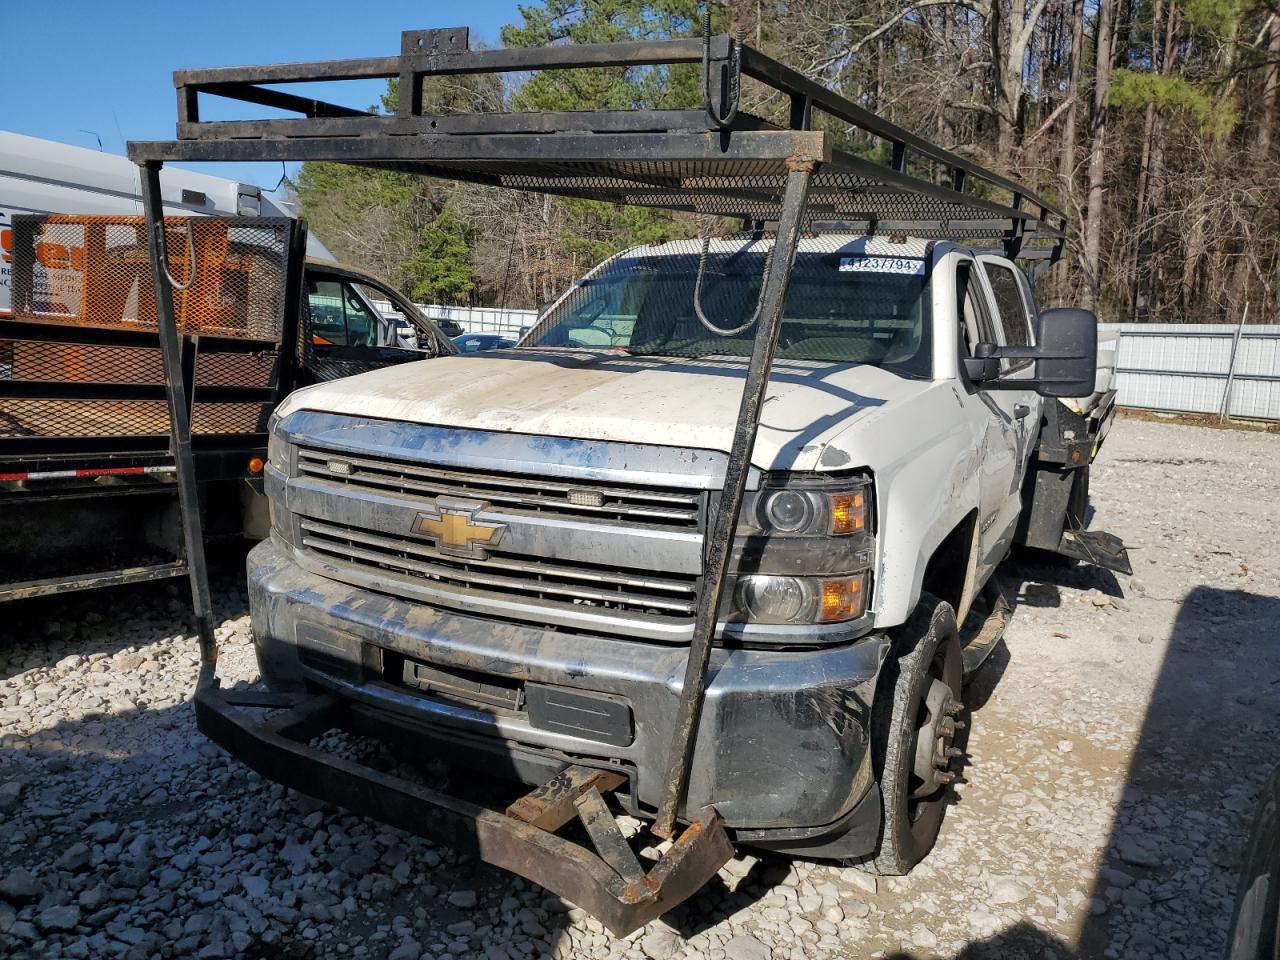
left=863, top=593, right=965, bottom=875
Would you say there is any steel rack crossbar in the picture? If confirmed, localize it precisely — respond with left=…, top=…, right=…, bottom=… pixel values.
left=127, top=26, right=1069, bottom=934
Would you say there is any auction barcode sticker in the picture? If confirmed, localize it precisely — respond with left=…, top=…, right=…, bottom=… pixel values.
left=838, top=256, right=926, bottom=275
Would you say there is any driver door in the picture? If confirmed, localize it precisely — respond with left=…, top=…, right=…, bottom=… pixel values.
left=978, top=255, right=1043, bottom=479
left=301, top=268, right=454, bottom=383
left=956, top=257, right=1021, bottom=569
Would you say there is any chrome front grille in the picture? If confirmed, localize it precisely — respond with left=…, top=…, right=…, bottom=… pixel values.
left=285, top=442, right=707, bottom=639
left=299, top=516, right=699, bottom=630
left=295, top=447, right=701, bottom=529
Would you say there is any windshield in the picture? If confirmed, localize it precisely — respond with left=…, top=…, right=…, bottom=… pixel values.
left=525, top=245, right=932, bottom=377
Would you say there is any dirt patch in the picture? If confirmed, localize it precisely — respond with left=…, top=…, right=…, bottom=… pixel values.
left=1117, top=405, right=1280, bottom=434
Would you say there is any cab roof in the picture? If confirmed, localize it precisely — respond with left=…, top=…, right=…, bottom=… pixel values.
left=622, top=234, right=935, bottom=260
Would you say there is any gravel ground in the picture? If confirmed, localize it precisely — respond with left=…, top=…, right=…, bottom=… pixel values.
left=1, top=415, right=1277, bottom=960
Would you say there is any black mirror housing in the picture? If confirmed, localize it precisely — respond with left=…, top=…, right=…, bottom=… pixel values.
left=962, top=354, right=1001, bottom=382
left=1032, top=307, right=1097, bottom=398
left=969, top=308, right=1098, bottom=398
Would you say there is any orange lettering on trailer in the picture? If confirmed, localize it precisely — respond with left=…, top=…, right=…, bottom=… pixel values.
left=35, top=242, right=71, bottom=269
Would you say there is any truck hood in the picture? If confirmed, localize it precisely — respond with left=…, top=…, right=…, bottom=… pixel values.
left=277, top=349, right=933, bottom=471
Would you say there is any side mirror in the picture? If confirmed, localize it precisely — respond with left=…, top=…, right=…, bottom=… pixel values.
left=1032, top=307, right=1097, bottom=398
left=962, top=352, right=1001, bottom=382
left=967, top=308, right=1098, bottom=398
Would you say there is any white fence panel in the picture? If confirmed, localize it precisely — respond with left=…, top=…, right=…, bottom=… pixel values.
left=1098, top=323, right=1280, bottom=421
left=372, top=299, right=538, bottom=338
left=423, top=304, right=540, bottom=337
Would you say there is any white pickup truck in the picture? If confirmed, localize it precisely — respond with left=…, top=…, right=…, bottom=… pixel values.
left=249, top=232, right=1127, bottom=876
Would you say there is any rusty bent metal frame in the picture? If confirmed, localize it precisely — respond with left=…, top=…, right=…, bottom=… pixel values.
left=129, top=26, right=1066, bottom=933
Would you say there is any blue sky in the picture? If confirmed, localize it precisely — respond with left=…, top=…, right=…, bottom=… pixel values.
left=5, top=1, right=522, bottom=193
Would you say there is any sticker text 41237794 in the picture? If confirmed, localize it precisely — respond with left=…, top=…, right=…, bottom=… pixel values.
left=838, top=256, right=926, bottom=276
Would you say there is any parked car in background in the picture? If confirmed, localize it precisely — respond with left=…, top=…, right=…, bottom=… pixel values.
left=453, top=331, right=518, bottom=352
left=435, top=316, right=465, bottom=338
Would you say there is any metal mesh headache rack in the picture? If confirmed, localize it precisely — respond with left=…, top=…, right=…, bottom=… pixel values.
left=132, top=25, right=1064, bottom=257
left=126, top=25, right=1069, bottom=935
left=0, top=213, right=303, bottom=602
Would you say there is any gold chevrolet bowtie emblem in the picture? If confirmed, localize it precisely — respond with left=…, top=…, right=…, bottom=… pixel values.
left=411, top=497, right=505, bottom=559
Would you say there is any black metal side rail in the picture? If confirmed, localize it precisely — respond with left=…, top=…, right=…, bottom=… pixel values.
left=197, top=678, right=734, bottom=936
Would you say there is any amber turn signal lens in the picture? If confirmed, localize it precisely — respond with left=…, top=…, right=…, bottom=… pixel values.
left=830, top=492, right=867, bottom=535
left=818, top=574, right=866, bottom=622
left=247, top=457, right=265, bottom=475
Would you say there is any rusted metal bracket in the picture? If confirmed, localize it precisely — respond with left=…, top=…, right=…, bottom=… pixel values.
left=507, top=765, right=625, bottom=831
left=0, top=559, right=187, bottom=602
left=575, top=787, right=647, bottom=884
left=194, top=684, right=732, bottom=935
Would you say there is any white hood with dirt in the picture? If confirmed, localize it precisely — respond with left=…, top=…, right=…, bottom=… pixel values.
left=275, top=349, right=941, bottom=472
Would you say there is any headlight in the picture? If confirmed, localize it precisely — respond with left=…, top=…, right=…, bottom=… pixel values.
left=764, top=490, right=813, bottom=532
left=720, top=472, right=873, bottom=631
left=728, top=572, right=868, bottom=625
left=739, top=575, right=808, bottom=621
left=744, top=475, right=871, bottom=538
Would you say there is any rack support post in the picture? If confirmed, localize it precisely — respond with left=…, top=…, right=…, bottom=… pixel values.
left=139, top=162, right=218, bottom=678
left=653, top=159, right=817, bottom=839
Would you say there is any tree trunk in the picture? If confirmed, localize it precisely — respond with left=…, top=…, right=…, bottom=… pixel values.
left=1082, top=0, right=1118, bottom=311
left=1260, top=17, right=1280, bottom=158
left=1057, top=0, right=1086, bottom=302
left=1058, top=0, right=1085, bottom=186
left=1145, top=6, right=1181, bottom=321
left=1128, top=0, right=1164, bottom=320
left=994, top=0, right=1042, bottom=161
left=991, top=0, right=1013, bottom=156
left=1181, top=209, right=1204, bottom=316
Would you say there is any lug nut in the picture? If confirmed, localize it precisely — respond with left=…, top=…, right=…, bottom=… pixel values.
left=936, top=771, right=955, bottom=785
left=946, top=747, right=963, bottom=758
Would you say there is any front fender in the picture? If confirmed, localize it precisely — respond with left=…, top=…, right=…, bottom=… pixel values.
left=818, top=383, right=984, bottom=628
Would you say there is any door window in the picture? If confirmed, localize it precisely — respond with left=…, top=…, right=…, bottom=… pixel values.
left=306, top=278, right=378, bottom=347
left=983, top=262, right=1035, bottom=368
left=955, top=260, right=998, bottom=356
left=306, top=279, right=348, bottom=345
left=341, top=285, right=376, bottom=347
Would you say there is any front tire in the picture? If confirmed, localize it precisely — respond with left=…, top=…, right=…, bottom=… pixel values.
left=864, top=593, right=965, bottom=875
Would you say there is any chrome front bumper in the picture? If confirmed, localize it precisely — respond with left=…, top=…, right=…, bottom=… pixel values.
left=248, top=536, right=886, bottom=847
